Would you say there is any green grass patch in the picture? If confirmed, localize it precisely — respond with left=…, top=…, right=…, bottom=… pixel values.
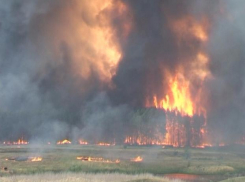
left=0, top=145, right=245, bottom=178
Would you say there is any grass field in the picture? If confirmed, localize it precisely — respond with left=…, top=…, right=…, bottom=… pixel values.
left=220, top=176, right=245, bottom=182
left=0, top=173, right=183, bottom=182
left=0, top=145, right=245, bottom=181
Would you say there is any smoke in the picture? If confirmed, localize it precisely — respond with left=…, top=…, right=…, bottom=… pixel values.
left=0, top=0, right=244, bottom=144
left=80, top=92, right=130, bottom=144
left=111, top=0, right=218, bottom=107
left=0, top=0, right=124, bottom=141
left=206, top=0, right=245, bottom=143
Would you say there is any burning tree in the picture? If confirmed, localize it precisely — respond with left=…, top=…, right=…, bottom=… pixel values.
left=124, top=108, right=166, bottom=145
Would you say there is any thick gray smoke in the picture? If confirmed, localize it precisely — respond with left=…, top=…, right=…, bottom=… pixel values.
left=0, top=0, right=244, bottom=144
left=207, top=0, right=245, bottom=144
left=0, top=0, right=113, bottom=141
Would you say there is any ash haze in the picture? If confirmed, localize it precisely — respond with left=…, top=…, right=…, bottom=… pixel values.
left=0, top=0, right=244, bottom=145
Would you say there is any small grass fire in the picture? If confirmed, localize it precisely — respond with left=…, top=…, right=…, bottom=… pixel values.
left=130, top=156, right=143, bottom=162
left=57, top=139, right=71, bottom=145
left=78, top=139, right=88, bottom=145
left=3, top=138, right=29, bottom=145
left=76, top=156, right=120, bottom=163
left=97, top=142, right=115, bottom=146
left=30, top=157, right=42, bottom=162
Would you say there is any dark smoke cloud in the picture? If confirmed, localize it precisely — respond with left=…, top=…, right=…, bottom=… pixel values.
left=0, top=0, right=244, bottom=144
left=111, top=0, right=219, bottom=107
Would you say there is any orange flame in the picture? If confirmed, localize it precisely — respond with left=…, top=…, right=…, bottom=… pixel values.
left=77, top=156, right=120, bottom=163
left=30, top=157, right=42, bottom=162
left=78, top=139, right=88, bottom=145
left=124, top=135, right=165, bottom=146
left=130, top=156, right=143, bottom=162
left=42, top=0, right=132, bottom=85
left=3, top=138, right=29, bottom=145
left=154, top=16, right=210, bottom=116
left=146, top=16, right=212, bottom=147
left=97, top=142, right=115, bottom=146
left=155, top=74, right=194, bottom=116
left=170, top=16, right=209, bottom=42
left=57, top=139, right=71, bottom=145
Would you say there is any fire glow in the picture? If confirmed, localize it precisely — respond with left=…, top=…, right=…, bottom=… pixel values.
left=145, top=16, right=212, bottom=147
left=57, top=139, right=71, bottom=145
left=124, top=135, right=165, bottom=146
left=97, top=142, right=115, bottom=146
left=3, top=138, right=29, bottom=145
left=131, top=156, right=143, bottom=162
left=30, top=157, right=42, bottom=162
left=78, top=139, right=88, bottom=145
left=63, top=0, right=130, bottom=83
left=2, top=1, right=245, bottom=149
left=76, top=156, right=120, bottom=163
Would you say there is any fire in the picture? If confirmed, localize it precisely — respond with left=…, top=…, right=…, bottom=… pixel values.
left=57, top=139, right=71, bottom=145
left=43, top=0, right=132, bottom=85
left=78, top=139, right=88, bottom=145
left=124, top=135, right=165, bottom=146
left=196, top=143, right=227, bottom=149
left=3, top=138, right=29, bottom=145
left=131, top=156, right=143, bottom=162
left=156, top=16, right=210, bottom=116
left=77, top=156, right=120, bottom=163
left=13, top=139, right=29, bottom=145
left=155, top=74, right=194, bottom=116
left=146, top=16, right=212, bottom=147
left=162, top=119, right=187, bottom=147
left=152, top=71, right=205, bottom=147
left=154, top=54, right=210, bottom=117
left=30, top=157, right=42, bottom=162
left=170, top=16, right=209, bottom=42
left=97, top=142, right=115, bottom=146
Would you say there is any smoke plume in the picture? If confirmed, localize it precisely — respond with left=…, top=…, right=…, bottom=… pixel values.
left=0, top=0, right=244, bottom=145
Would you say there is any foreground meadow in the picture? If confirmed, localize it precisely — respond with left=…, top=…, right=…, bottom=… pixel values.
left=0, top=173, right=182, bottom=182
left=220, top=177, right=245, bottom=182
left=0, top=145, right=245, bottom=181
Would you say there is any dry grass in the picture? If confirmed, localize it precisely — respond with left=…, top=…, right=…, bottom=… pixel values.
left=220, top=176, right=245, bottom=182
left=186, top=165, right=234, bottom=174
left=0, top=173, right=183, bottom=182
